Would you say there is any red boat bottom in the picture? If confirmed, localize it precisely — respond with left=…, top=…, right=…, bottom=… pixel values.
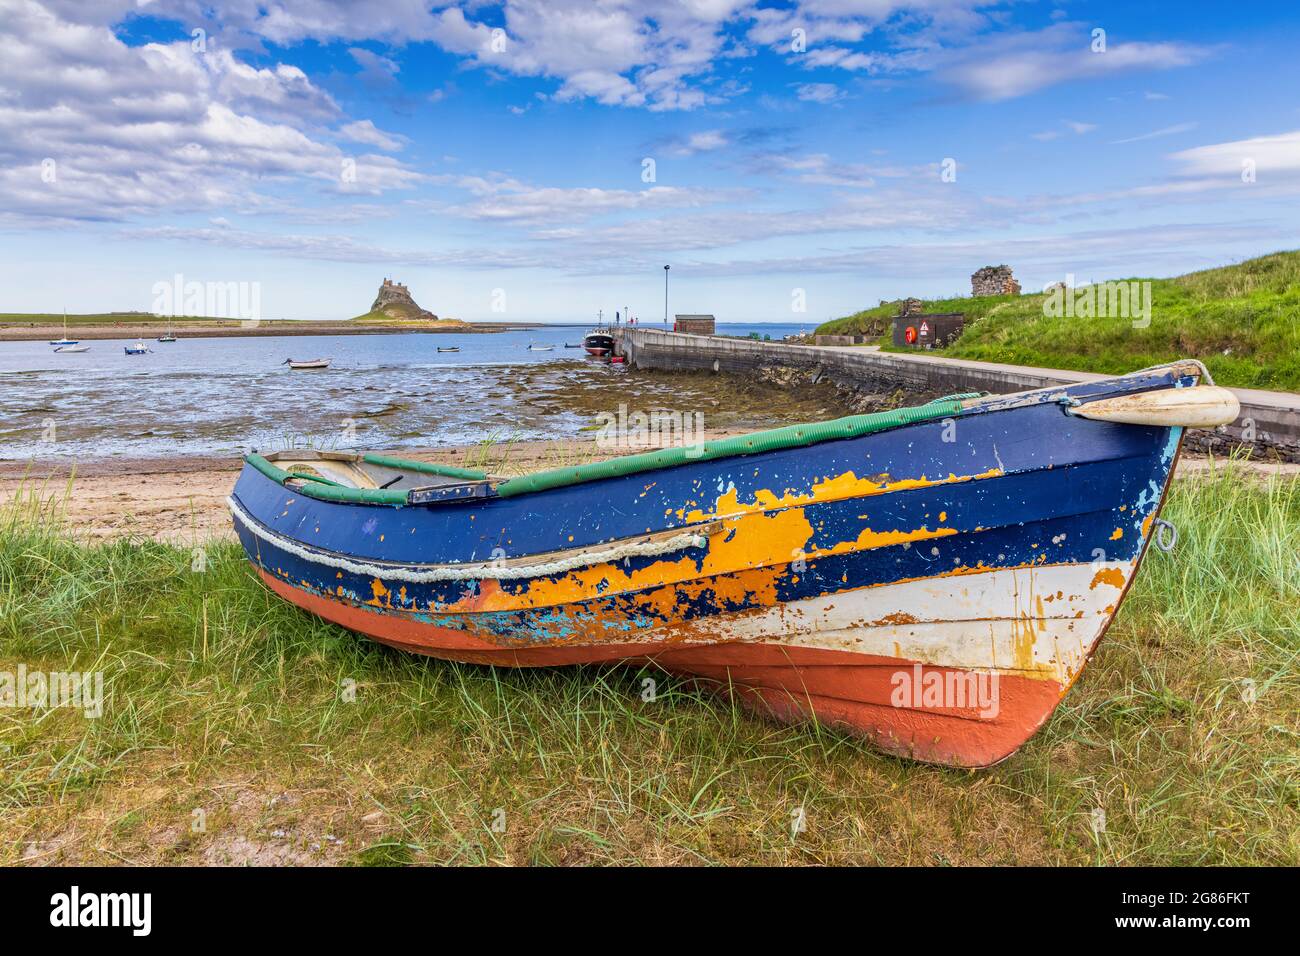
left=258, top=569, right=1064, bottom=768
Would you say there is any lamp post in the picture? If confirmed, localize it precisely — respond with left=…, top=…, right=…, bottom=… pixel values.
left=663, top=265, right=670, bottom=327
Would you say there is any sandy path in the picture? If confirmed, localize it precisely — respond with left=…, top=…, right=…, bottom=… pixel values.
left=1, top=446, right=1294, bottom=545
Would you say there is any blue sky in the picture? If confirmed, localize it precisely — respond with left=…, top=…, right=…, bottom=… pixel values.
left=1, top=0, right=1298, bottom=322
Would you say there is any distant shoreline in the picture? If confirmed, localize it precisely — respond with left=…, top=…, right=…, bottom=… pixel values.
left=0, top=318, right=551, bottom=341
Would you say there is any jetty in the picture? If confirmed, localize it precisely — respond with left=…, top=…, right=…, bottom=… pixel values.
left=614, top=327, right=1300, bottom=461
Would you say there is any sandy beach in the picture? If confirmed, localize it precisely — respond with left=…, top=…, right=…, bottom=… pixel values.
left=0, top=435, right=750, bottom=542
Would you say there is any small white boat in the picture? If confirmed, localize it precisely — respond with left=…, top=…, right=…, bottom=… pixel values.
left=437, top=346, right=460, bottom=353
left=124, top=342, right=151, bottom=355
left=54, top=344, right=90, bottom=353
left=50, top=309, right=78, bottom=346
left=284, top=358, right=331, bottom=369
left=527, top=344, right=555, bottom=352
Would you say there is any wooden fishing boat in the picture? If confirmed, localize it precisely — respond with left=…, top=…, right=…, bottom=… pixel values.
left=227, top=361, right=1238, bottom=767
left=583, top=329, right=614, bottom=356
left=284, top=358, right=330, bottom=369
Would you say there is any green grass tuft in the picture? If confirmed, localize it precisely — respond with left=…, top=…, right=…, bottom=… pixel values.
left=816, top=250, right=1300, bottom=391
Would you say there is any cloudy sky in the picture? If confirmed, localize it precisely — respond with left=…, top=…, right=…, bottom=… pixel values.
left=1, top=0, right=1297, bottom=322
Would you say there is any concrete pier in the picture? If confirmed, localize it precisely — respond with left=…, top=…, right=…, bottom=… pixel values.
left=616, top=328, right=1300, bottom=459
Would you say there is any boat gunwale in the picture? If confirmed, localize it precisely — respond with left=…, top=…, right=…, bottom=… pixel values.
left=240, top=360, right=1206, bottom=508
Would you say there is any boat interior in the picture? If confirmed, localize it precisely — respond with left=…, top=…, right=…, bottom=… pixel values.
left=262, top=450, right=488, bottom=492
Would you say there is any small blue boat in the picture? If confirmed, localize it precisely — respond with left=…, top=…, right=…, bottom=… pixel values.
left=124, top=341, right=151, bottom=355
left=228, top=361, right=1237, bottom=767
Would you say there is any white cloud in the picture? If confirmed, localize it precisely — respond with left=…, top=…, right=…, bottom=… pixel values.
left=666, top=221, right=1288, bottom=279
left=422, top=178, right=736, bottom=223
left=339, top=119, right=406, bottom=151
left=1110, top=122, right=1197, bottom=145
left=348, top=46, right=401, bottom=84
left=665, top=130, right=731, bottom=157
left=1033, top=119, right=1096, bottom=140
left=1169, top=130, right=1300, bottom=176
left=0, top=0, right=419, bottom=221
left=119, top=223, right=554, bottom=269
left=938, top=24, right=1210, bottom=101
left=794, top=82, right=845, bottom=103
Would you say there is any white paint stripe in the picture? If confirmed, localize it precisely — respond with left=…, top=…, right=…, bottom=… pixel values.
left=667, top=562, right=1134, bottom=684
left=228, top=495, right=708, bottom=582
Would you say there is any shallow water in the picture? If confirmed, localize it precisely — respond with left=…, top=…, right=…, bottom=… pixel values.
left=0, top=325, right=842, bottom=461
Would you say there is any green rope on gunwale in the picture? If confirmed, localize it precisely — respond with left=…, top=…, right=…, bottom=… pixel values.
left=244, top=394, right=970, bottom=506
left=361, top=453, right=487, bottom=481
left=246, top=454, right=350, bottom=487
left=297, top=483, right=409, bottom=506
left=493, top=396, right=968, bottom=498
left=245, top=453, right=407, bottom=506
left=246, top=453, right=292, bottom=484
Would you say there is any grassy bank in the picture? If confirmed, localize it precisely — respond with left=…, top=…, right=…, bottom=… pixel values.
left=817, top=251, right=1300, bottom=392
left=1, top=468, right=1295, bottom=865
left=349, top=310, right=467, bottom=328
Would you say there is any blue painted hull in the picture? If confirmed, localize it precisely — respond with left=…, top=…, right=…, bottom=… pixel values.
left=228, top=364, right=1200, bottom=765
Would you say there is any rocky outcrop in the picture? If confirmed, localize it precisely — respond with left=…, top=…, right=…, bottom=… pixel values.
left=369, top=278, right=438, bottom=321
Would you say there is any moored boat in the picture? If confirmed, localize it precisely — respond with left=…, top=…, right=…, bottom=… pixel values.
left=227, top=361, right=1238, bottom=767
left=437, top=346, right=460, bottom=353
left=50, top=310, right=78, bottom=346
left=53, top=344, right=90, bottom=353
left=582, top=328, right=614, bottom=356
left=284, top=358, right=330, bottom=369
left=124, top=341, right=151, bottom=355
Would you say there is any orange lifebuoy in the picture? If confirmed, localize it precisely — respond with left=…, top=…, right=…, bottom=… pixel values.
left=905, top=326, right=917, bottom=344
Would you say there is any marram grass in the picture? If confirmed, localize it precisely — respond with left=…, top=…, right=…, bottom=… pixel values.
left=817, top=250, right=1300, bottom=391
left=0, top=464, right=1295, bottom=865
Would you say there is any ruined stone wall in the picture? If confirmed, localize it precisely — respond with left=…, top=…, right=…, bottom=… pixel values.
left=971, top=266, right=1021, bottom=297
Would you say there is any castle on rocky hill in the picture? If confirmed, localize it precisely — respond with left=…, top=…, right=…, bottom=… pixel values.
left=370, top=278, right=437, bottom=320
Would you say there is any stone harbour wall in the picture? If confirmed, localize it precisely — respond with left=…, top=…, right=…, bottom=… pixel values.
left=615, top=328, right=1300, bottom=461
